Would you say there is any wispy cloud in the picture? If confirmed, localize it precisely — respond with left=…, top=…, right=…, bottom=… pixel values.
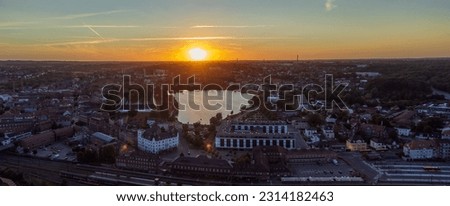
left=127, top=36, right=235, bottom=41
left=85, top=25, right=104, bottom=39
left=0, top=10, right=131, bottom=30
left=191, top=25, right=273, bottom=29
left=0, top=21, right=39, bottom=29
left=63, top=25, right=140, bottom=28
left=44, top=36, right=299, bottom=47
left=325, top=0, right=337, bottom=11
left=45, top=39, right=116, bottom=46
left=47, top=10, right=129, bottom=20
left=44, top=37, right=232, bottom=47
left=160, top=26, right=179, bottom=29
left=0, top=27, right=29, bottom=30
left=0, top=21, right=37, bottom=27
left=124, top=36, right=293, bottom=41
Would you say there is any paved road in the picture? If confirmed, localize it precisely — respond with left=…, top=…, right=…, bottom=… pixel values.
left=294, top=132, right=309, bottom=149
left=338, top=152, right=380, bottom=184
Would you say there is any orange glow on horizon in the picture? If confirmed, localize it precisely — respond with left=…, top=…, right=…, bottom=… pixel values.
left=188, top=48, right=208, bottom=61
left=2, top=36, right=449, bottom=61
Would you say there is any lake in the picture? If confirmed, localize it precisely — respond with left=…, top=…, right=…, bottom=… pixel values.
left=175, top=90, right=253, bottom=124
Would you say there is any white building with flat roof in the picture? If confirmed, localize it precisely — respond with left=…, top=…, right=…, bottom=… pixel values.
left=215, top=120, right=298, bottom=150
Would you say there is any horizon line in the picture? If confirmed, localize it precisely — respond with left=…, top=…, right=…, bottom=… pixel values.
left=1, top=56, right=450, bottom=63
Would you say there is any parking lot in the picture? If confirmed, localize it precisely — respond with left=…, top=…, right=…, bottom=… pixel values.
left=26, top=141, right=77, bottom=162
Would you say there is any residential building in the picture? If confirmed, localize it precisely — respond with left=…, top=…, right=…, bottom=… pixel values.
left=416, top=103, right=450, bottom=118
left=304, top=128, right=318, bottom=137
left=415, top=133, right=441, bottom=140
left=0, top=115, right=35, bottom=134
left=329, top=141, right=346, bottom=152
left=436, top=139, right=450, bottom=160
left=346, top=139, right=369, bottom=152
left=322, top=125, right=335, bottom=139
left=296, top=94, right=309, bottom=111
left=325, top=115, right=337, bottom=124
left=395, top=127, right=411, bottom=137
left=403, top=140, right=437, bottom=160
left=390, top=110, right=415, bottom=128
left=304, top=128, right=321, bottom=144
left=358, top=123, right=388, bottom=139
left=290, top=118, right=309, bottom=130
left=20, top=127, right=74, bottom=149
left=370, top=139, right=388, bottom=151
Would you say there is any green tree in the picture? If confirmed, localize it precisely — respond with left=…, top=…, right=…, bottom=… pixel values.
left=127, top=110, right=138, bottom=118
left=99, top=145, right=117, bottom=164
left=209, top=116, right=217, bottom=126
left=307, top=113, right=324, bottom=128
left=215, top=112, right=223, bottom=121
left=77, top=149, right=99, bottom=164
left=370, top=114, right=391, bottom=127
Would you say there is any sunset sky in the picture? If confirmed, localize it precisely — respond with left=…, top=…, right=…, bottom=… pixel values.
left=1, top=0, right=449, bottom=61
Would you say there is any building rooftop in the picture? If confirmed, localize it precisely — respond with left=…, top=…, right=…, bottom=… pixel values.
left=141, top=123, right=177, bottom=141
left=54, top=127, right=74, bottom=138
left=92, top=132, right=116, bottom=143
left=406, top=140, right=436, bottom=150
left=391, top=110, right=415, bottom=126
left=442, top=128, right=450, bottom=136
left=171, top=155, right=232, bottom=169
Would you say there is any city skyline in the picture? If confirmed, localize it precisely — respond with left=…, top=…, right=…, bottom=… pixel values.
left=1, top=0, right=450, bottom=61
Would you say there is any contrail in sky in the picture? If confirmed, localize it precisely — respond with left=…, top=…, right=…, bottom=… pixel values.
left=85, top=24, right=104, bottom=39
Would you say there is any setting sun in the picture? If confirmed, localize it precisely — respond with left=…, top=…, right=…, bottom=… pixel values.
left=188, top=48, right=208, bottom=61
